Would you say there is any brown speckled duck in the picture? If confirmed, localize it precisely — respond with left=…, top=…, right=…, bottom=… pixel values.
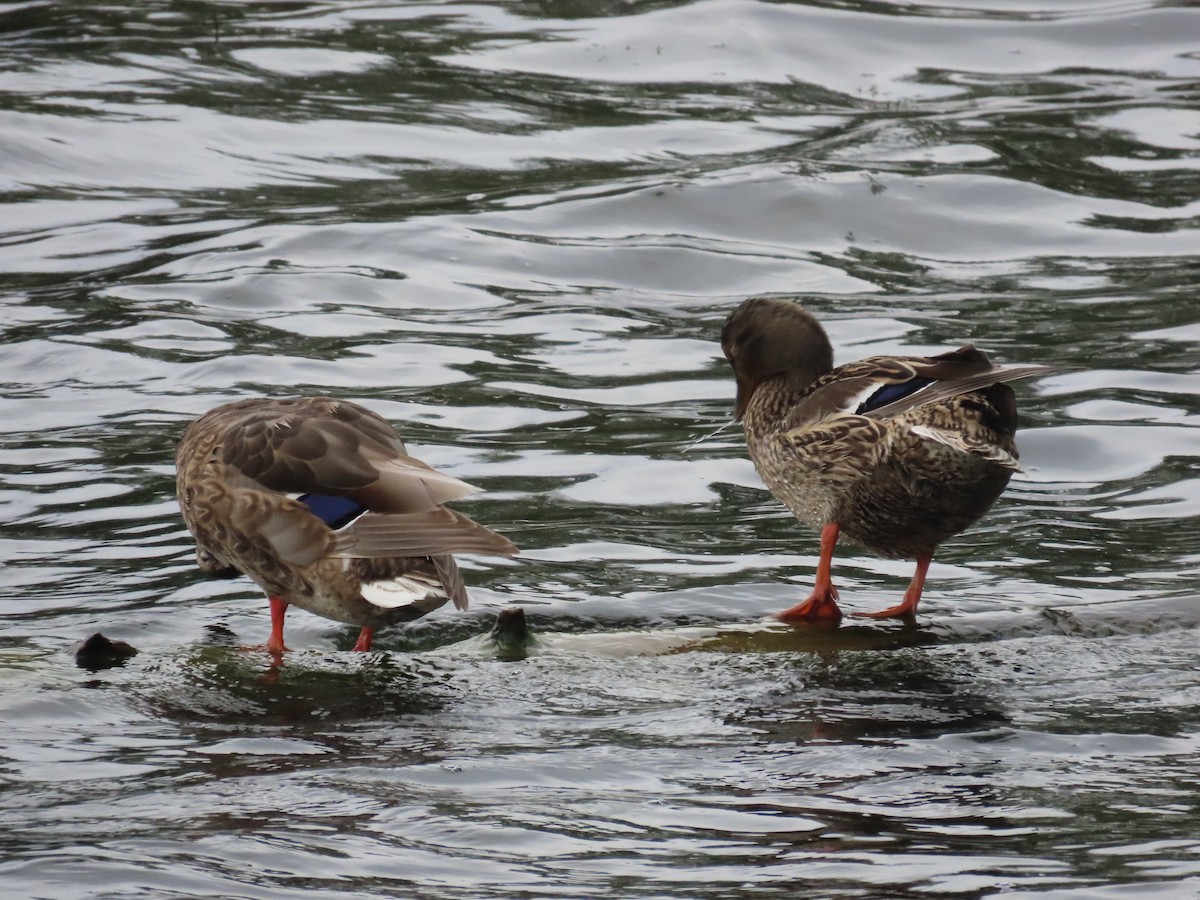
left=176, top=397, right=517, bottom=655
left=721, top=298, right=1053, bottom=623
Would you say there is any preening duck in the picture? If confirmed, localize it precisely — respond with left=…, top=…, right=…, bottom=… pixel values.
left=720, top=297, right=1053, bottom=623
left=175, top=397, right=517, bottom=655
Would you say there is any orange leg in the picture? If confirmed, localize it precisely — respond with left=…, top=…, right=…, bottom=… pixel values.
left=352, top=627, right=375, bottom=652
left=773, top=522, right=844, bottom=623
left=853, top=554, right=932, bottom=620
left=265, top=596, right=290, bottom=657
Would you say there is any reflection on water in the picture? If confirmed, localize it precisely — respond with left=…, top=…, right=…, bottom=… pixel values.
left=2, top=0, right=1200, bottom=896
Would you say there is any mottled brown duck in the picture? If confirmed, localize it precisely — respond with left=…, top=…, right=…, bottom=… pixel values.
left=720, top=297, right=1053, bottom=623
left=176, top=397, right=517, bottom=655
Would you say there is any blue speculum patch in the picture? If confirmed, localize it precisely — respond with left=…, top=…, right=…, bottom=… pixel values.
left=858, top=376, right=935, bottom=414
left=299, top=493, right=364, bottom=529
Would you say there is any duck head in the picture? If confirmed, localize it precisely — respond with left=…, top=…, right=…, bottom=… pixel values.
left=720, top=298, right=835, bottom=420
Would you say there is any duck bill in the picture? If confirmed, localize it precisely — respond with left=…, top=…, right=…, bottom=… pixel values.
left=733, top=373, right=758, bottom=421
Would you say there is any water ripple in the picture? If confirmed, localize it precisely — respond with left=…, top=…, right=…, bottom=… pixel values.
left=1, top=0, right=1198, bottom=897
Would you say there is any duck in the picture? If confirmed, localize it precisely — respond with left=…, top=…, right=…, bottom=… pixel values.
left=720, top=297, right=1053, bottom=623
left=175, top=397, right=517, bottom=655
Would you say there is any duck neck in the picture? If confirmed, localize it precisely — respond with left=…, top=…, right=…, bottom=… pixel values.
left=742, top=371, right=818, bottom=437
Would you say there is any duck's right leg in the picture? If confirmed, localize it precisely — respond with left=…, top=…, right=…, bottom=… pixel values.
left=772, top=522, right=844, bottom=623
left=264, top=596, right=290, bottom=656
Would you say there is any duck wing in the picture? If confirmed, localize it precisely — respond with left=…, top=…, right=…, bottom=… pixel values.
left=786, top=346, right=1056, bottom=427
left=180, top=397, right=516, bottom=571
left=215, top=397, right=477, bottom=512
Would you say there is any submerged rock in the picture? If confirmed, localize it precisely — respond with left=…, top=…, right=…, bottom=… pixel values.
left=74, top=633, right=138, bottom=670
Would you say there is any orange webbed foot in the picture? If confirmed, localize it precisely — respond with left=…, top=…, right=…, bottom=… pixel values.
left=772, top=584, right=844, bottom=624
left=242, top=640, right=288, bottom=659
left=850, top=602, right=917, bottom=621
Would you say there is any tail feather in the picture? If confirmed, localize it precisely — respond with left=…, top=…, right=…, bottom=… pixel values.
left=909, top=424, right=1023, bottom=471
left=359, top=574, right=450, bottom=618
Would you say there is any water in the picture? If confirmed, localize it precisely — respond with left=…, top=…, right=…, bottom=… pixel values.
left=2, top=0, right=1199, bottom=896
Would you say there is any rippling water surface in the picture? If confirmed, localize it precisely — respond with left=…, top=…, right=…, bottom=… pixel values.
left=3, top=1, right=1200, bottom=896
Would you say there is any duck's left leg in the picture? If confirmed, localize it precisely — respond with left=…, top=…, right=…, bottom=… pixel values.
left=853, top=553, right=931, bottom=620
left=352, top=627, right=375, bottom=652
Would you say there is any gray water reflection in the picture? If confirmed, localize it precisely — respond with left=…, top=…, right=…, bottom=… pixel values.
left=2, top=0, right=1200, bottom=896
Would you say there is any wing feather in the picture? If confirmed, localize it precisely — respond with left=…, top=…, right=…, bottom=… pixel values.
left=433, top=554, right=469, bottom=610
left=861, top=364, right=1057, bottom=420
left=788, top=345, right=1057, bottom=427
left=209, top=397, right=479, bottom=511
left=334, top=507, right=518, bottom=559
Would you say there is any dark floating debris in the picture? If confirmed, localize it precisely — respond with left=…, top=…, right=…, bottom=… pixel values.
left=74, top=633, right=138, bottom=670
left=489, top=607, right=533, bottom=660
